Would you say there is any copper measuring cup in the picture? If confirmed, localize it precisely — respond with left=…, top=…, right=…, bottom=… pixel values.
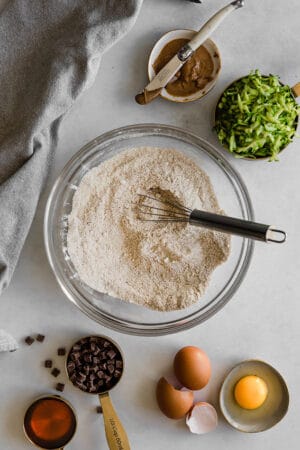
left=214, top=76, right=300, bottom=159
left=23, top=394, right=77, bottom=449
left=66, top=335, right=130, bottom=450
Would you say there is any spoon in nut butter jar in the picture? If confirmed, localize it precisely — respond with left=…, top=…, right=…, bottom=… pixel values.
left=66, top=335, right=130, bottom=450
left=135, top=0, right=244, bottom=105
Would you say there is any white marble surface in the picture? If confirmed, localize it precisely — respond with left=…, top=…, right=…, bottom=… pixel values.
left=1, top=0, right=299, bottom=449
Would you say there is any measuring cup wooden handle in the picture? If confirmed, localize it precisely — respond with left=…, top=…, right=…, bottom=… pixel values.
left=292, top=83, right=300, bottom=97
left=99, top=393, right=130, bottom=450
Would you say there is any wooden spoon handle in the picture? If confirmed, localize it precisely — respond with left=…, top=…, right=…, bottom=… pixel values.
left=99, top=393, right=130, bottom=450
left=292, top=82, right=300, bottom=98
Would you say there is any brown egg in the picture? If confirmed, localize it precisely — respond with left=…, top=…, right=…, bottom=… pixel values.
left=174, top=346, right=211, bottom=390
left=156, top=377, right=194, bottom=419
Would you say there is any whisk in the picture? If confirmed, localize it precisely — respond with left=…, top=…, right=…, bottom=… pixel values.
left=135, top=194, right=286, bottom=243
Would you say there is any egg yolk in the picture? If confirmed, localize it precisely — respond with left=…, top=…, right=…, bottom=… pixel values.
left=234, top=375, right=268, bottom=410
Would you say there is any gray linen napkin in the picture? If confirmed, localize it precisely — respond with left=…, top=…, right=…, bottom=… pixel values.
left=0, top=0, right=142, bottom=294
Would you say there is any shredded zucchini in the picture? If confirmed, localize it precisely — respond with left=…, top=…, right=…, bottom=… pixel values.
left=215, top=70, right=299, bottom=161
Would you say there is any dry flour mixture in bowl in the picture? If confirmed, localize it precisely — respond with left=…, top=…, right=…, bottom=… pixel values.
left=67, top=147, right=230, bottom=312
left=44, top=124, right=254, bottom=335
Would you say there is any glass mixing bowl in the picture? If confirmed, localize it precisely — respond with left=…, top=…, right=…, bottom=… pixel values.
left=44, top=124, right=254, bottom=336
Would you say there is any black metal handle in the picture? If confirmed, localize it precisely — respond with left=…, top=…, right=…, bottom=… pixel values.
left=189, top=210, right=286, bottom=243
left=231, top=0, right=244, bottom=9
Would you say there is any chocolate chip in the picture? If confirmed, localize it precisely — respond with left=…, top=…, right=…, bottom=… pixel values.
left=114, top=370, right=122, bottom=378
left=78, top=372, right=87, bottom=381
left=116, top=360, right=123, bottom=369
left=36, top=334, right=45, bottom=343
left=74, top=380, right=86, bottom=390
left=87, top=381, right=97, bottom=392
left=83, top=353, right=92, bottom=363
left=25, top=336, right=35, bottom=346
left=107, top=364, right=115, bottom=374
left=70, top=373, right=77, bottom=383
left=57, top=347, right=66, bottom=356
left=72, top=344, right=81, bottom=351
left=70, top=351, right=81, bottom=361
left=107, top=350, right=116, bottom=359
left=56, top=383, right=65, bottom=392
left=96, top=406, right=103, bottom=414
left=83, top=365, right=90, bottom=375
left=45, top=359, right=53, bottom=368
left=51, top=368, right=60, bottom=378
left=90, top=342, right=97, bottom=352
left=67, top=361, right=76, bottom=372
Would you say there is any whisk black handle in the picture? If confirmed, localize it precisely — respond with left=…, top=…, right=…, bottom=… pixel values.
left=189, top=210, right=286, bottom=243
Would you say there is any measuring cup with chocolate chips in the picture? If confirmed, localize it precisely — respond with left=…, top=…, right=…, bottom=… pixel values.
left=66, top=335, right=129, bottom=450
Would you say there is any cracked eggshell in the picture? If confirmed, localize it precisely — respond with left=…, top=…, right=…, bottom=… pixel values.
left=186, top=402, right=218, bottom=434
left=164, top=374, right=182, bottom=390
left=156, top=377, right=194, bottom=419
left=0, top=329, right=18, bottom=352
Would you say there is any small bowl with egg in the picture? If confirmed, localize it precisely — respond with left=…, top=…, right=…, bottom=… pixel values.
left=148, top=29, right=221, bottom=103
left=219, top=359, right=289, bottom=432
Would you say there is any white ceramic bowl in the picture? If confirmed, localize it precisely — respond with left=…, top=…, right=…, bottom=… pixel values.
left=220, top=359, right=289, bottom=433
left=148, top=29, right=221, bottom=103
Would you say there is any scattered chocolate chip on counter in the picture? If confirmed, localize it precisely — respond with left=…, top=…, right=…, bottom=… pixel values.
left=44, top=359, right=53, bottom=368
left=57, top=347, right=66, bottom=356
left=51, top=368, right=61, bottom=378
left=25, top=336, right=35, bottom=346
left=56, top=382, right=65, bottom=392
left=96, top=406, right=103, bottom=414
left=36, top=334, right=45, bottom=343
left=67, top=336, right=123, bottom=393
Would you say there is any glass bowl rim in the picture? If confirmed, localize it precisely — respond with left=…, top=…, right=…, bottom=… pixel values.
left=44, top=123, right=254, bottom=336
